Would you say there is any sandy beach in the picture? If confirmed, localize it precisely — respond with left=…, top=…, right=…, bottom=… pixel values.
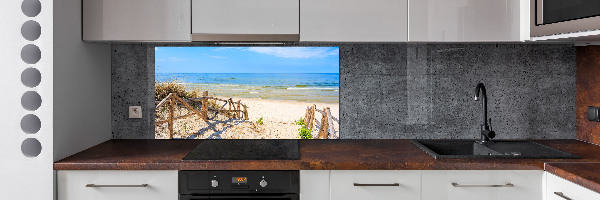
left=155, top=97, right=339, bottom=139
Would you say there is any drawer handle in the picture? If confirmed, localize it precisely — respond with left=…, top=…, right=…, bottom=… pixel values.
left=353, top=183, right=400, bottom=187
left=86, top=184, right=149, bottom=188
left=451, top=183, right=514, bottom=188
left=554, top=192, right=573, bottom=200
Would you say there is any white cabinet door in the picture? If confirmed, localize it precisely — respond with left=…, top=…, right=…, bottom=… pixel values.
left=192, top=0, right=299, bottom=35
left=545, top=172, right=600, bottom=200
left=422, top=170, right=542, bottom=200
left=330, top=170, right=420, bottom=200
left=409, top=0, right=529, bottom=42
left=83, top=0, right=191, bottom=41
left=300, top=170, right=330, bottom=200
left=57, top=170, right=178, bottom=200
left=300, top=0, right=408, bottom=42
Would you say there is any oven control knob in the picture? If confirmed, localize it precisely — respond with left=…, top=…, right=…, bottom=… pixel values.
left=259, top=179, right=267, bottom=187
left=211, top=180, right=219, bottom=188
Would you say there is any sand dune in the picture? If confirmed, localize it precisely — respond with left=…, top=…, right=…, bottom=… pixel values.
left=155, top=97, right=339, bottom=139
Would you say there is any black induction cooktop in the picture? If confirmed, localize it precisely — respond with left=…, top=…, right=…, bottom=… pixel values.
left=182, top=139, right=300, bottom=160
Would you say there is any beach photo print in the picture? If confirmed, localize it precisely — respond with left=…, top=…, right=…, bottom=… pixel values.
left=154, top=47, right=340, bottom=139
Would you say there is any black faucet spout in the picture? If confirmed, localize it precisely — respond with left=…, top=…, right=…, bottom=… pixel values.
left=474, top=83, right=495, bottom=142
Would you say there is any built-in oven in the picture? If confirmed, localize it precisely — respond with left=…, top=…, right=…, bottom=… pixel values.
left=532, top=0, right=600, bottom=37
left=179, top=171, right=299, bottom=200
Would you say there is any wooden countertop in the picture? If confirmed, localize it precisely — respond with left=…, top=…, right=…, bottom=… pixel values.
left=54, top=139, right=600, bottom=171
left=545, top=162, right=600, bottom=194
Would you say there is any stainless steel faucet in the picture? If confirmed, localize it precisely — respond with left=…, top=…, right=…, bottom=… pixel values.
left=474, top=83, right=495, bottom=143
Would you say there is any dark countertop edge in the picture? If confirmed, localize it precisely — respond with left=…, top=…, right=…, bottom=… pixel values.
left=545, top=162, right=600, bottom=194
left=50, top=139, right=588, bottom=172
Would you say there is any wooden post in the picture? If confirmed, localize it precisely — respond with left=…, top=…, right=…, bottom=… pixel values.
left=228, top=98, right=232, bottom=118
left=243, top=105, right=248, bottom=120
left=317, top=107, right=329, bottom=139
left=326, top=107, right=336, bottom=139
left=168, top=97, right=174, bottom=139
left=237, top=100, right=242, bottom=118
left=201, top=91, right=208, bottom=121
left=307, top=105, right=315, bottom=129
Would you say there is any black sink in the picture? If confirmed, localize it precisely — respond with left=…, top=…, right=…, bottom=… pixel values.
left=412, top=140, right=579, bottom=159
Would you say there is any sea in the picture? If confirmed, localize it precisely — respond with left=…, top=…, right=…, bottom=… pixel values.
left=155, top=73, right=340, bottom=103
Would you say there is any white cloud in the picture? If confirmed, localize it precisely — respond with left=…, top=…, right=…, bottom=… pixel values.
left=213, top=47, right=245, bottom=51
left=246, top=47, right=339, bottom=58
left=168, top=57, right=185, bottom=61
left=156, top=57, right=186, bottom=62
left=202, top=53, right=227, bottom=59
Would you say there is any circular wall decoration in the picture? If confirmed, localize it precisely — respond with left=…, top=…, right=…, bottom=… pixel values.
left=21, top=0, right=41, bottom=17
left=21, top=138, right=42, bottom=157
left=21, top=68, right=41, bottom=88
left=20, top=114, right=41, bottom=134
left=21, top=20, right=41, bottom=41
left=21, top=44, right=41, bottom=64
left=21, top=91, right=42, bottom=111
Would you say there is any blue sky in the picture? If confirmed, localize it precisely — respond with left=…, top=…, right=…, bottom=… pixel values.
left=155, top=47, right=339, bottom=73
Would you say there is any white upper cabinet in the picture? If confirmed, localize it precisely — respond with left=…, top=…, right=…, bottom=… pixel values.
left=191, top=0, right=300, bottom=41
left=300, top=0, right=408, bottom=42
left=83, top=0, right=191, bottom=42
left=409, top=0, right=530, bottom=42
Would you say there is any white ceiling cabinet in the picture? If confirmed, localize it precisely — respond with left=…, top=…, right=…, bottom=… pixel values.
left=83, top=0, right=191, bottom=42
left=300, top=0, right=408, bottom=42
left=409, top=0, right=530, bottom=42
left=191, top=0, right=300, bottom=41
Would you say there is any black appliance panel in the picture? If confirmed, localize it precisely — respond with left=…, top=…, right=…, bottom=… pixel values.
left=179, top=170, right=299, bottom=199
left=538, top=0, right=600, bottom=25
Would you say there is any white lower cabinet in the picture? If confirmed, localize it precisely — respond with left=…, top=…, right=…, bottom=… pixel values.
left=300, top=170, right=330, bottom=200
left=545, top=172, right=600, bottom=200
left=57, top=170, right=178, bottom=200
left=330, top=170, right=421, bottom=200
left=421, top=170, right=543, bottom=200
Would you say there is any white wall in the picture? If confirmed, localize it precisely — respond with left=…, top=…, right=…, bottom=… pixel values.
left=53, top=0, right=111, bottom=162
left=0, top=0, right=54, bottom=199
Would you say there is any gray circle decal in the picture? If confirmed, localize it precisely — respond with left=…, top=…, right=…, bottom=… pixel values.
left=21, top=68, right=41, bottom=88
left=21, top=20, right=41, bottom=41
left=21, top=44, right=41, bottom=64
left=21, top=114, right=41, bottom=134
left=21, top=0, right=41, bottom=17
left=21, top=91, right=42, bottom=111
left=21, top=138, right=42, bottom=157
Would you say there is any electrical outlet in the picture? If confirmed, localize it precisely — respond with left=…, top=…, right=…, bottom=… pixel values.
left=129, top=106, right=142, bottom=119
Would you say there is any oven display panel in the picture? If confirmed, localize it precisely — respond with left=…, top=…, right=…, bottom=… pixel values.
left=232, top=177, right=247, bottom=184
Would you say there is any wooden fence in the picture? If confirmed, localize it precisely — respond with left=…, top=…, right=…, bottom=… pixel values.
left=155, top=91, right=248, bottom=139
left=304, top=105, right=339, bottom=139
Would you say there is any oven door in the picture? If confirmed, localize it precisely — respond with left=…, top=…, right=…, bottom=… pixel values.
left=180, top=194, right=299, bottom=200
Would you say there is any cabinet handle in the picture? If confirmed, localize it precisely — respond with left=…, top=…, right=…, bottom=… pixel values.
left=353, top=183, right=400, bottom=186
left=554, top=192, right=573, bottom=200
left=451, top=183, right=514, bottom=188
left=86, top=184, right=149, bottom=188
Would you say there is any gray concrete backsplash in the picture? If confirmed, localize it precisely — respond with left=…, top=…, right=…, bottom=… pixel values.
left=112, top=43, right=576, bottom=139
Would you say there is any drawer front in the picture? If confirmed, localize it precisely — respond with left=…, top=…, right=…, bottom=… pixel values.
left=330, top=170, right=421, bottom=200
left=300, top=170, right=330, bottom=200
left=422, top=170, right=542, bottom=200
left=546, top=172, right=600, bottom=200
left=57, top=170, right=178, bottom=200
